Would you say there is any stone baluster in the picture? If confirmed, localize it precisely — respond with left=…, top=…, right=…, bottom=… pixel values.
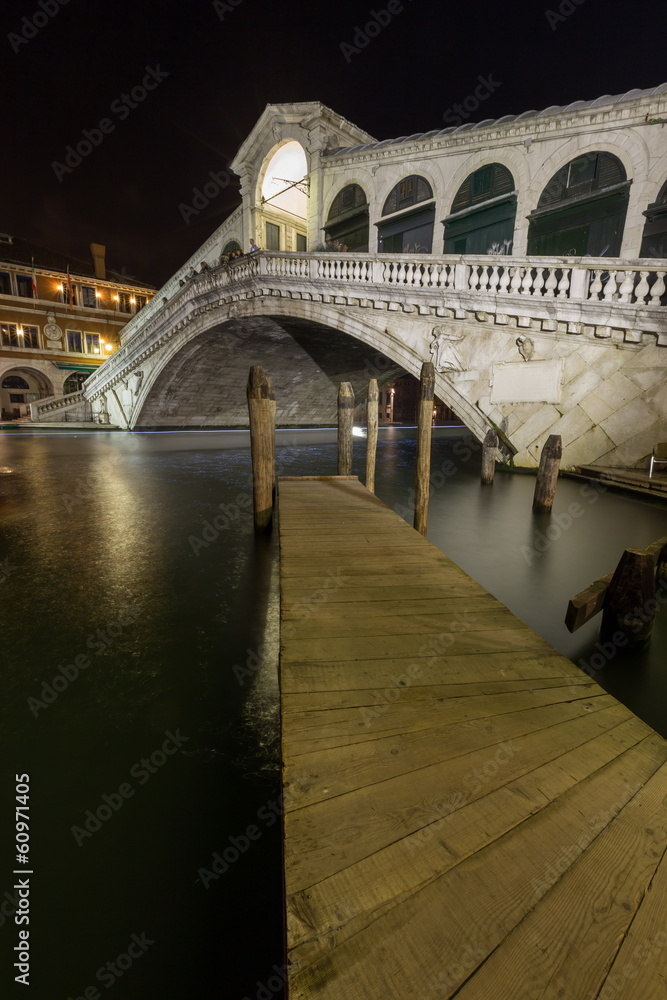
left=556, top=268, right=571, bottom=298
left=521, top=268, right=533, bottom=295
left=510, top=267, right=523, bottom=294
left=634, top=270, right=650, bottom=303
left=498, top=267, right=511, bottom=294
left=478, top=265, right=490, bottom=293
left=603, top=271, right=618, bottom=302
left=532, top=268, right=545, bottom=296
left=488, top=266, right=500, bottom=295
left=649, top=270, right=666, bottom=305
left=589, top=270, right=603, bottom=300
left=544, top=267, right=558, bottom=298
left=468, top=265, right=479, bottom=291
left=618, top=270, right=636, bottom=303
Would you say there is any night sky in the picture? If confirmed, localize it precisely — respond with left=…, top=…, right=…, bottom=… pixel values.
left=1, top=0, right=664, bottom=288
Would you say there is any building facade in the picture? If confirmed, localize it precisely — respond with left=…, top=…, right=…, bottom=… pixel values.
left=0, top=235, right=154, bottom=420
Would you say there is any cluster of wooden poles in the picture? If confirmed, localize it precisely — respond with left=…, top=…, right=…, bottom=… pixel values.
left=246, top=361, right=563, bottom=535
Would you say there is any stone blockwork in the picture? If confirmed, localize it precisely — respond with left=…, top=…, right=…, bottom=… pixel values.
left=137, top=316, right=403, bottom=426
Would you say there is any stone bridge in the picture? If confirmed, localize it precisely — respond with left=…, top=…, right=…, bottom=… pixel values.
left=35, top=250, right=667, bottom=469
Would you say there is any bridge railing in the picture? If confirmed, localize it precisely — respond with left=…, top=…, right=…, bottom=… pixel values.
left=243, top=251, right=666, bottom=307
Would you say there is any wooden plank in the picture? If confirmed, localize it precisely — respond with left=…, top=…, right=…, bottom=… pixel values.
left=278, top=477, right=667, bottom=1000
left=565, top=571, right=613, bottom=632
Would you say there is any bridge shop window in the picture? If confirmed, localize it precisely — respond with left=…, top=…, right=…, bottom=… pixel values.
left=443, top=164, right=516, bottom=255
left=2, top=375, right=30, bottom=390
left=377, top=176, right=434, bottom=254
left=223, top=240, right=241, bottom=253
left=640, top=179, right=667, bottom=258
left=527, top=152, right=630, bottom=257
left=63, top=371, right=90, bottom=394
left=325, top=184, right=369, bottom=252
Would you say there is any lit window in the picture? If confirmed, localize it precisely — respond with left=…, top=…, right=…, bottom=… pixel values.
left=16, top=275, right=34, bottom=298
left=67, top=330, right=83, bottom=353
left=81, top=285, right=97, bottom=307
left=21, top=325, right=39, bottom=348
left=134, top=294, right=147, bottom=310
left=85, top=333, right=101, bottom=354
left=117, top=292, right=131, bottom=312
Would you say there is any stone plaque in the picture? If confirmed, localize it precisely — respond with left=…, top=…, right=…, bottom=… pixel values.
left=490, top=360, right=563, bottom=404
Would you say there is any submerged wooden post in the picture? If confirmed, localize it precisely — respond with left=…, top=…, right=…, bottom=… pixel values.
left=366, top=378, right=378, bottom=494
left=533, top=434, right=562, bottom=513
left=414, top=362, right=435, bottom=536
left=337, top=381, right=354, bottom=476
left=601, top=548, right=657, bottom=644
left=246, top=365, right=275, bottom=532
left=481, top=428, right=498, bottom=485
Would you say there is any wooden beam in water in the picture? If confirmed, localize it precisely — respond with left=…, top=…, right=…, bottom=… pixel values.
left=337, top=381, right=354, bottom=476
left=365, top=378, right=378, bottom=495
left=414, top=361, right=435, bottom=536
left=533, top=434, right=562, bottom=513
left=246, top=365, right=275, bottom=533
left=481, top=428, right=499, bottom=485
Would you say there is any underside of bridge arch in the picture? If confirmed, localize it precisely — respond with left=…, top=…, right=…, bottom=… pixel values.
left=134, top=316, right=409, bottom=427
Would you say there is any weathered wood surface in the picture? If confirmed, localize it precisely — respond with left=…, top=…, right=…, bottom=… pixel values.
left=365, top=378, right=378, bottom=495
left=279, top=476, right=667, bottom=1000
left=414, top=361, right=435, bottom=536
left=337, top=381, right=354, bottom=476
left=566, top=534, right=667, bottom=632
left=246, top=365, right=275, bottom=532
left=481, top=427, right=498, bottom=485
left=533, top=433, right=562, bottom=513
left=601, top=548, right=656, bottom=643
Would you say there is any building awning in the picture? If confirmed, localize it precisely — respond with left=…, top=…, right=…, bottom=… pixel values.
left=53, top=363, right=100, bottom=371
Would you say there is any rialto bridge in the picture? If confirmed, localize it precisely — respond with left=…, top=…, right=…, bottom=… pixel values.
left=32, top=88, right=667, bottom=468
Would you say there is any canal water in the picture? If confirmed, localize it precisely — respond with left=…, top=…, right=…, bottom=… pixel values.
left=0, top=428, right=665, bottom=1000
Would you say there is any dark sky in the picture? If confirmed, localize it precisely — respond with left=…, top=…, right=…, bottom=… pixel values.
left=1, top=0, right=664, bottom=288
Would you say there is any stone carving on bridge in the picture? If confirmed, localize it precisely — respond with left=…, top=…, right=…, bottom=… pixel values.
left=516, top=335, right=535, bottom=361
left=133, top=371, right=144, bottom=394
left=429, top=327, right=466, bottom=373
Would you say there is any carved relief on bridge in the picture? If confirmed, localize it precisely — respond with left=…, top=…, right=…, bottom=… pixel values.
left=429, top=327, right=467, bottom=373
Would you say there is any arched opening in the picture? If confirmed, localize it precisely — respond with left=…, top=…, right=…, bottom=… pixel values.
left=258, top=140, right=308, bottom=252
left=640, top=179, right=667, bottom=258
left=0, top=367, right=53, bottom=421
left=377, top=175, right=435, bottom=253
left=324, top=184, right=369, bottom=251
left=222, top=240, right=242, bottom=253
left=443, top=163, right=516, bottom=254
left=63, top=371, right=90, bottom=394
left=527, top=152, right=630, bottom=257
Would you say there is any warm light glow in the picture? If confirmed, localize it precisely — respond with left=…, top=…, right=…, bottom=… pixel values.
left=112, top=294, right=119, bottom=301
left=95, top=291, right=102, bottom=298
left=17, top=328, right=24, bottom=336
left=261, top=141, right=308, bottom=219
left=57, top=283, right=64, bottom=292
left=105, top=343, right=113, bottom=352
left=130, top=296, right=136, bottom=304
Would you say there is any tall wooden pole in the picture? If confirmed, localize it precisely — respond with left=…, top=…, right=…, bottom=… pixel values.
left=365, top=378, right=378, bottom=493
left=601, top=548, right=656, bottom=645
left=533, top=434, right=562, bottom=513
left=337, top=381, right=354, bottom=476
left=246, top=365, right=275, bottom=532
left=414, top=362, right=435, bottom=536
left=481, top=428, right=498, bottom=485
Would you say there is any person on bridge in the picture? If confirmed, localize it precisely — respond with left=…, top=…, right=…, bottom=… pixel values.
left=249, top=239, right=260, bottom=253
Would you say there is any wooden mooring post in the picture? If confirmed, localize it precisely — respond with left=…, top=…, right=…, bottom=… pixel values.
left=246, top=365, right=275, bottom=533
left=366, top=378, right=378, bottom=494
left=414, top=362, right=435, bottom=536
left=600, top=548, right=657, bottom=643
left=533, top=434, right=562, bottom=513
left=337, top=381, right=354, bottom=476
left=481, top=428, right=498, bottom=485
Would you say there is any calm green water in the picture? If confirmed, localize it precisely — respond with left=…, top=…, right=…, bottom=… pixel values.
left=0, top=428, right=664, bottom=999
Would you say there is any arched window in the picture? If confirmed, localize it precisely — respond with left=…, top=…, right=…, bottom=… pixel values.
left=527, top=152, right=630, bottom=257
left=443, top=164, right=516, bottom=255
left=222, top=240, right=241, bottom=253
left=2, top=375, right=29, bottom=389
left=325, top=184, right=369, bottom=251
left=63, top=372, right=89, bottom=394
left=640, top=180, right=667, bottom=258
left=378, top=176, right=434, bottom=253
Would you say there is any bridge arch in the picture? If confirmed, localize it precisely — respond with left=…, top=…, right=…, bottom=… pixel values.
left=443, top=163, right=517, bottom=255
left=324, top=182, right=370, bottom=251
left=0, top=363, right=55, bottom=420
left=255, top=139, right=310, bottom=252
left=127, top=298, right=488, bottom=440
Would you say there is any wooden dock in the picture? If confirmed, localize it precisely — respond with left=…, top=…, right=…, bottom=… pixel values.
left=278, top=476, right=667, bottom=1000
